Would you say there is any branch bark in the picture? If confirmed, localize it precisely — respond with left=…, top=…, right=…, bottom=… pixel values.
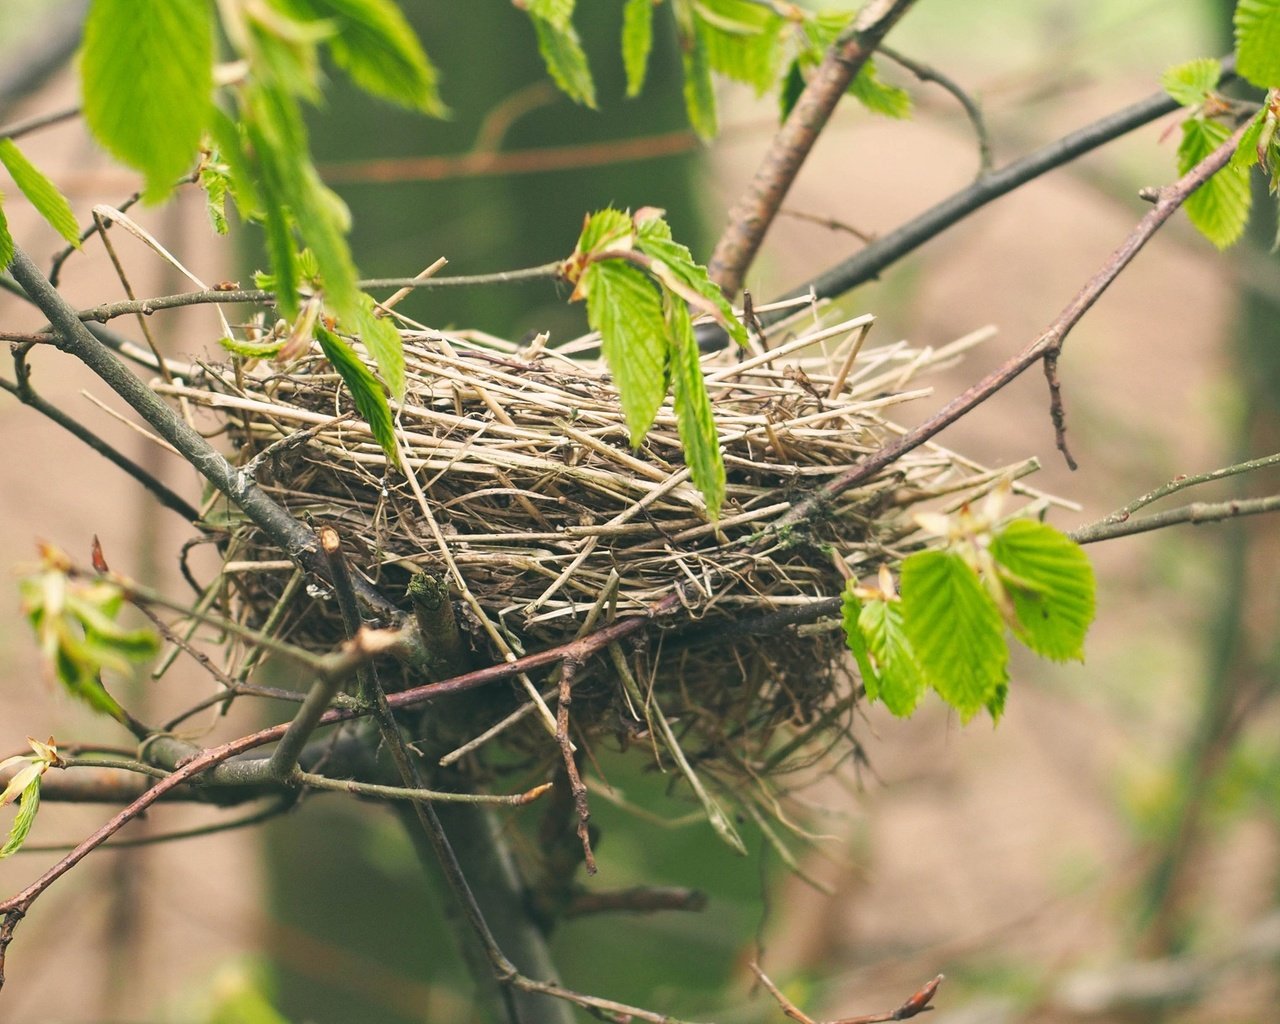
left=707, top=0, right=920, bottom=296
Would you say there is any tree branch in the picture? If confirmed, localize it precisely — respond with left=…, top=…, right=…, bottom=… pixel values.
left=777, top=122, right=1248, bottom=522
left=708, top=0, right=921, bottom=296
left=6, top=247, right=399, bottom=619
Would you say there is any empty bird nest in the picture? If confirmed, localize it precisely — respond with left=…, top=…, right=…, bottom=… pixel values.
left=156, top=304, right=1057, bottom=792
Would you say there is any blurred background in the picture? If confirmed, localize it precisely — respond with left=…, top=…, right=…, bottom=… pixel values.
left=1, top=1, right=1278, bottom=1021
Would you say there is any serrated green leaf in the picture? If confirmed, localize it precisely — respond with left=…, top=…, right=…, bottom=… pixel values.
left=901, top=550, right=1007, bottom=722
left=858, top=597, right=926, bottom=717
left=635, top=214, right=748, bottom=346
left=582, top=261, right=668, bottom=443
left=990, top=520, right=1095, bottom=663
left=841, top=586, right=882, bottom=695
left=0, top=200, right=13, bottom=270
left=199, top=160, right=231, bottom=235
left=679, top=15, right=718, bottom=139
left=698, top=0, right=783, bottom=96
left=1236, top=0, right=1280, bottom=88
left=847, top=58, right=912, bottom=119
left=351, top=298, right=407, bottom=400
left=576, top=208, right=634, bottom=254
left=317, top=325, right=398, bottom=463
left=81, top=0, right=214, bottom=202
left=1161, top=57, right=1222, bottom=107
left=622, top=0, right=655, bottom=97
left=274, top=0, right=445, bottom=114
left=0, top=776, right=40, bottom=859
left=1178, top=117, right=1252, bottom=249
left=0, top=139, right=79, bottom=246
left=530, top=12, right=597, bottom=108
left=243, top=84, right=360, bottom=319
left=666, top=295, right=724, bottom=517
left=1229, top=109, right=1268, bottom=173
left=526, top=0, right=575, bottom=31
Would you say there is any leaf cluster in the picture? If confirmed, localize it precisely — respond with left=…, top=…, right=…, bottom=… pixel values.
left=842, top=506, right=1095, bottom=723
left=563, top=207, right=749, bottom=516
left=527, top=1, right=911, bottom=140
left=1161, top=0, right=1280, bottom=248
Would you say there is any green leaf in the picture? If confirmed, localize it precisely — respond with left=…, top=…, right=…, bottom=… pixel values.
left=991, top=520, right=1095, bottom=662
left=698, top=0, right=784, bottom=96
left=208, top=107, right=264, bottom=220
left=1236, top=0, right=1280, bottom=89
left=1229, top=109, right=1268, bottom=173
left=275, top=0, right=445, bottom=114
left=857, top=596, right=927, bottom=717
left=0, top=776, right=40, bottom=859
left=0, top=139, right=79, bottom=246
left=576, top=207, right=634, bottom=253
left=841, top=586, right=881, bottom=695
left=666, top=295, right=725, bottom=517
left=316, top=325, right=399, bottom=464
left=622, top=0, right=655, bottom=97
left=901, top=550, right=1007, bottom=722
left=581, top=261, right=668, bottom=444
left=0, top=200, right=13, bottom=270
left=81, top=0, right=214, bottom=202
left=847, top=58, right=912, bottom=119
left=1160, top=57, right=1222, bottom=107
left=635, top=213, right=748, bottom=347
left=679, top=14, right=718, bottom=139
left=779, top=59, right=806, bottom=120
left=243, top=84, right=360, bottom=319
left=351, top=296, right=407, bottom=400
left=199, top=159, right=231, bottom=235
left=220, top=334, right=288, bottom=359
left=529, top=10, right=597, bottom=108
left=1178, top=117, right=1252, bottom=249
left=526, top=0, right=574, bottom=31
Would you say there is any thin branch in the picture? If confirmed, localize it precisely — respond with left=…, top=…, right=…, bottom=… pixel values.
left=295, top=770, right=551, bottom=807
left=1091, top=452, right=1280, bottom=524
left=15, top=799, right=292, bottom=853
left=1070, top=493, right=1280, bottom=545
left=555, top=656, right=596, bottom=874
left=778, top=121, right=1248, bottom=523
left=0, top=374, right=199, bottom=521
left=878, top=45, right=992, bottom=175
left=708, top=0, right=920, bottom=296
left=0, top=104, right=79, bottom=142
left=696, top=58, right=1234, bottom=351
left=6, top=247, right=398, bottom=619
left=751, top=963, right=944, bottom=1024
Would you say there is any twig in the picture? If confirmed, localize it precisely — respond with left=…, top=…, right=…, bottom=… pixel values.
left=1070, top=493, right=1280, bottom=545
left=778, top=121, right=1249, bottom=522
left=878, top=45, right=992, bottom=175
left=555, top=656, right=596, bottom=874
left=695, top=58, right=1235, bottom=351
left=751, top=963, right=944, bottom=1024
left=295, top=770, right=551, bottom=807
left=0, top=104, right=79, bottom=142
left=6, top=246, right=398, bottom=619
left=0, top=374, right=199, bottom=521
left=267, top=527, right=368, bottom=781
left=708, top=0, right=920, bottom=296
left=565, top=886, right=707, bottom=918
left=1086, top=452, right=1280, bottom=525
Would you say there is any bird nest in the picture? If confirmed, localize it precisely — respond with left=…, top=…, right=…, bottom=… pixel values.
left=158, top=309, right=1050, bottom=791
